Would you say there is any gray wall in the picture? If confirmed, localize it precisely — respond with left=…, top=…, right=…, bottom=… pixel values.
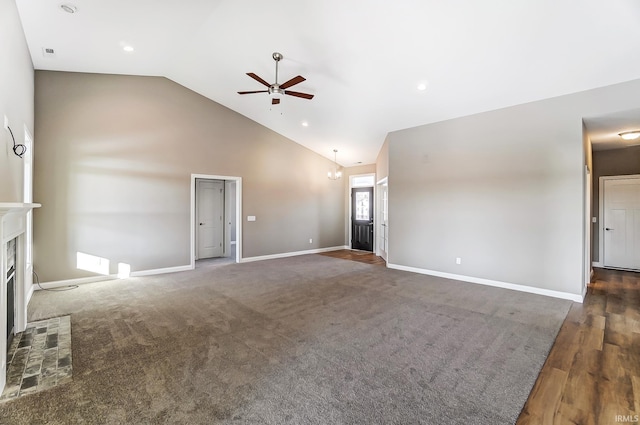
left=34, top=71, right=345, bottom=282
left=386, top=78, right=640, bottom=297
left=376, top=138, right=389, bottom=181
left=591, top=145, right=640, bottom=263
left=0, top=0, right=34, bottom=202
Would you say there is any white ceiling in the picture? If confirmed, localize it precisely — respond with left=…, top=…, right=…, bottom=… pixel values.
left=15, top=0, right=640, bottom=165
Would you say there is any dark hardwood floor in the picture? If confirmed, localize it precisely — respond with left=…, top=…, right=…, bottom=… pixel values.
left=518, top=268, right=640, bottom=424
left=322, top=251, right=639, bottom=424
left=318, top=249, right=386, bottom=266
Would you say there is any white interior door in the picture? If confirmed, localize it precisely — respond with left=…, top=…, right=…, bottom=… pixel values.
left=196, top=179, right=224, bottom=259
left=603, top=178, right=640, bottom=269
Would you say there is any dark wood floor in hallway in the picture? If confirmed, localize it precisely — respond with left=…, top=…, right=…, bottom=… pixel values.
left=318, top=249, right=386, bottom=266
left=518, top=268, right=640, bottom=424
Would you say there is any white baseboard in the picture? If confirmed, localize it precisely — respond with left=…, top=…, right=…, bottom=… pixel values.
left=37, top=275, right=117, bottom=290
left=241, top=246, right=349, bottom=263
left=37, top=264, right=194, bottom=289
left=386, top=263, right=584, bottom=303
left=130, top=265, right=193, bottom=277
left=592, top=261, right=603, bottom=268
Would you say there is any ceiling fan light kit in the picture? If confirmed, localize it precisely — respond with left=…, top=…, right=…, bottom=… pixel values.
left=238, top=52, right=315, bottom=105
left=619, top=130, right=640, bottom=140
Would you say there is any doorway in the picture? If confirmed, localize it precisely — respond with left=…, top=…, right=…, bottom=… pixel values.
left=195, top=179, right=224, bottom=259
left=599, top=175, right=640, bottom=270
left=351, top=187, right=374, bottom=251
left=376, top=177, right=388, bottom=261
left=190, top=174, right=242, bottom=267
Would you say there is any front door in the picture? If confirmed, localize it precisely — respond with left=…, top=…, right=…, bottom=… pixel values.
left=196, top=179, right=224, bottom=259
left=352, top=187, right=374, bottom=251
left=603, top=177, right=640, bottom=269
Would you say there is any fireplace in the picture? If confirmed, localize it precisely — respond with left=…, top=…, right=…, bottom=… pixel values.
left=0, top=203, right=41, bottom=395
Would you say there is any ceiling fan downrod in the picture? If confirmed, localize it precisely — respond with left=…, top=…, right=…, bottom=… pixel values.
left=272, top=52, right=283, bottom=85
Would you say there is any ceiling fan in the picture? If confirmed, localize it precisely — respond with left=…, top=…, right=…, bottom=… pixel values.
left=238, top=52, right=314, bottom=105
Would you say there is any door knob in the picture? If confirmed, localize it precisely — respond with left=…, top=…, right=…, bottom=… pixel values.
left=605, top=227, right=613, bottom=231
left=199, top=223, right=204, bottom=226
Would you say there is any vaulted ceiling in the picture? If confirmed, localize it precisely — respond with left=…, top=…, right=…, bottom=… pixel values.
left=15, top=0, right=640, bottom=164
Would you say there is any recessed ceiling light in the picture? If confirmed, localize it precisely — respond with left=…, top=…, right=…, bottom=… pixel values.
left=417, top=82, right=428, bottom=91
left=619, top=130, right=640, bottom=140
left=60, top=4, right=77, bottom=13
left=123, top=45, right=134, bottom=52
left=301, top=121, right=309, bottom=127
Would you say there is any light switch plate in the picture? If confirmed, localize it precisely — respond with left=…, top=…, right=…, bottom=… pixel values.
left=247, top=216, right=256, bottom=222
left=3, top=115, right=8, bottom=130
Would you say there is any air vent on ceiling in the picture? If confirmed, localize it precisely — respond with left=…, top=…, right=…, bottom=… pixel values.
left=42, top=47, right=56, bottom=58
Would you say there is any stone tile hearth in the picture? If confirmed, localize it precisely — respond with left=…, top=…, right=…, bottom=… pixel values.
left=0, top=315, right=72, bottom=401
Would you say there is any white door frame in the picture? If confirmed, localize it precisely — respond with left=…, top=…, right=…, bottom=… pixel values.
left=598, top=174, right=640, bottom=269
left=349, top=173, right=376, bottom=251
left=190, top=174, right=242, bottom=266
left=583, top=166, right=591, bottom=296
left=376, top=177, right=388, bottom=261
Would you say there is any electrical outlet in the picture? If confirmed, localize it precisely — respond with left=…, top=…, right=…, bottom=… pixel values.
left=455, top=257, right=461, bottom=265
left=309, top=238, right=313, bottom=244
left=3, top=115, right=8, bottom=130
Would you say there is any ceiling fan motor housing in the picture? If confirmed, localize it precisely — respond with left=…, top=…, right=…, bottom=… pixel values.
left=269, top=85, right=285, bottom=96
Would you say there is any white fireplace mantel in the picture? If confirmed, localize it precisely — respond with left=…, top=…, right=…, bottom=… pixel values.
left=0, top=202, right=40, bottom=395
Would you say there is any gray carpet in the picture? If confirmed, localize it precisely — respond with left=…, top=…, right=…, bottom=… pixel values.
left=0, top=255, right=571, bottom=424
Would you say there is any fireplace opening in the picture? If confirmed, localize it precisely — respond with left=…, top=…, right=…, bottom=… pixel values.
left=6, top=238, right=16, bottom=350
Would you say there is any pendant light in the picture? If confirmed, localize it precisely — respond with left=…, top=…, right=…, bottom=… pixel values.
left=328, top=149, right=342, bottom=180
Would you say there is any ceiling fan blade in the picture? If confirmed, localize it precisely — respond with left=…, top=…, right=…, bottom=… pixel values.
left=272, top=98, right=280, bottom=105
left=238, top=90, right=268, bottom=95
left=284, top=90, right=314, bottom=100
left=280, top=75, right=305, bottom=89
left=246, top=72, right=271, bottom=87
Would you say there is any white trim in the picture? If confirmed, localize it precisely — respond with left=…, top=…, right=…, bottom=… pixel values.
left=592, top=261, right=603, bottom=268
left=350, top=173, right=376, bottom=188
left=584, top=165, right=591, bottom=294
left=37, top=275, right=117, bottom=290
left=37, top=264, right=195, bottom=289
left=599, top=174, right=640, bottom=269
left=26, top=279, right=35, bottom=305
left=375, top=177, right=388, bottom=260
left=130, top=264, right=193, bottom=277
left=230, top=241, right=237, bottom=245
left=386, top=262, right=584, bottom=303
left=241, top=246, right=349, bottom=263
left=191, top=174, right=242, bottom=267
